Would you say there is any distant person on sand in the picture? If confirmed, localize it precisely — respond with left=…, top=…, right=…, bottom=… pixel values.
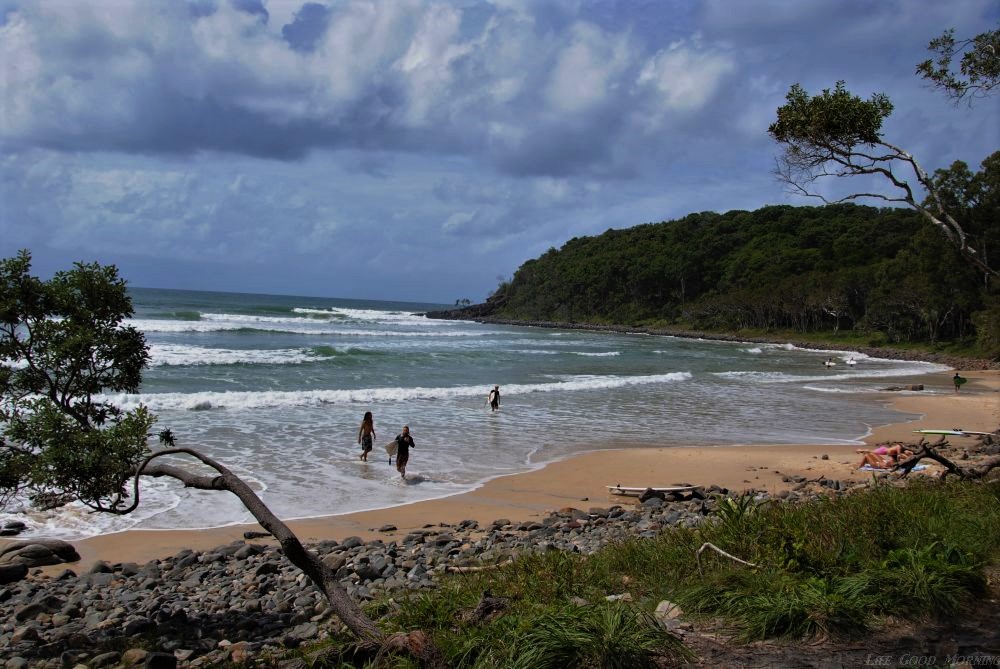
left=487, top=385, right=500, bottom=412
left=953, top=373, right=966, bottom=393
left=357, top=411, right=376, bottom=462
left=394, top=425, right=415, bottom=479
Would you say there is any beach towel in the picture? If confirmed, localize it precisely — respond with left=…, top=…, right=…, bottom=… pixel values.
left=859, top=464, right=928, bottom=472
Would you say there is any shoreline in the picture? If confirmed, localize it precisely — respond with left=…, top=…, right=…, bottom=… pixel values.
left=8, top=369, right=997, bottom=571
left=425, top=312, right=1000, bottom=371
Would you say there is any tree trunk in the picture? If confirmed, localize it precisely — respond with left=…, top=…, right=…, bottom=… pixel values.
left=128, top=448, right=443, bottom=666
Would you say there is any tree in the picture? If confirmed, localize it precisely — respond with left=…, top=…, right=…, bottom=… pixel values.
left=769, top=24, right=1000, bottom=281
left=0, top=251, right=440, bottom=665
left=917, top=25, right=1000, bottom=104
left=769, top=81, right=995, bottom=279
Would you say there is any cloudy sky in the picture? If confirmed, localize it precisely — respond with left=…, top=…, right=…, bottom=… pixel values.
left=2, top=0, right=998, bottom=304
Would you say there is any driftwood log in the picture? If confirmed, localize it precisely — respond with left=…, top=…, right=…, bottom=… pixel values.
left=896, top=435, right=1000, bottom=480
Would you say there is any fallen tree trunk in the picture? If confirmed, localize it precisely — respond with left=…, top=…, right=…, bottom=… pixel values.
left=121, top=446, right=444, bottom=667
left=897, top=437, right=1000, bottom=480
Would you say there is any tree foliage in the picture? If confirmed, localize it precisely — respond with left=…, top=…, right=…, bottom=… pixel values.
left=487, top=200, right=998, bottom=356
left=769, top=25, right=999, bottom=279
left=0, top=251, right=153, bottom=510
left=916, top=25, right=1000, bottom=104
left=768, top=82, right=995, bottom=278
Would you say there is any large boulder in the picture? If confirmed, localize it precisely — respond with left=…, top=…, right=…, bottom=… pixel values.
left=0, top=538, right=80, bottom=568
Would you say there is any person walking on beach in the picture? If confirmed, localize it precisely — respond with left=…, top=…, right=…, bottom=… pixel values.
left=394, top=425, right=415, bottom=479
left=953, top=373, right=966, bottom=393
left=358, top=411, right=376, bottom=462
left=487, top=385, right=500, bottom=412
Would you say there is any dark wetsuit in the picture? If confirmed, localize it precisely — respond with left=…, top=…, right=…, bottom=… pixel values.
left=488, top=389, right=500, bottom=411
left=395, top=433, right=415, bottom=470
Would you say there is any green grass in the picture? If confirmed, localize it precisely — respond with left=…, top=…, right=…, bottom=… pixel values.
left=310, top=480, right=999, bottom=666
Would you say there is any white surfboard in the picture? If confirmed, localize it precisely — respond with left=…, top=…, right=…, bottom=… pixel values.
left=607, top=484, right=702, bottom=497
left=385, top=441, right=398, bottom=456
left=913, top=429, right=992, bottom=437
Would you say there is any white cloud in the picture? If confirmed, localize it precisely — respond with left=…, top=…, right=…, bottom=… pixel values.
left=545, top=22, right=631, bottom=114
left=637, top=40, right=735, bottom=114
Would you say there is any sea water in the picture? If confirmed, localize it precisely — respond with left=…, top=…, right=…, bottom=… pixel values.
left=2, top=287, right=948, bottom=540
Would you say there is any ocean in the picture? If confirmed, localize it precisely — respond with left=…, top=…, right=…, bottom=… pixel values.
left=2, top=287, right=948, bottom=540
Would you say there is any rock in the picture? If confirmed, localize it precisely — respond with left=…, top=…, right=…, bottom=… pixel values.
left=88, top=560, right=113, bottom=574
left=654, top=599, right=683, bottom=629
left=242, top=531, right=270, bottom=540
left=0, top=539, right=80, bottom=568
left=378, top=524, right=397, bottom=532
left=0, top=563, right=28, bottom=584
left=322, top=554, right=347, bottom=572
left=90, top=651, right=121, bottom=668
left=144, top=652, right=177, bottom=668
left=29, top=491, right=74, bottom=511
left=122, top=648, right=150, bottom=665
left=340, top=536, right=364, bottom=549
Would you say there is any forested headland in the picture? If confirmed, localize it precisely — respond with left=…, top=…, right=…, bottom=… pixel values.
left=431, top=199, right=999, bottom=361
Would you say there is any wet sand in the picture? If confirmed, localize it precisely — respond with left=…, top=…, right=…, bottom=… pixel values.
left=7, top=370, right=998, bottom=571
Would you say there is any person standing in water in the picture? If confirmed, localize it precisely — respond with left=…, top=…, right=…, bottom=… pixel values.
left=357, top=411, right=376, bottom=462
left=487, top=385, right=500, bottom=412
left=394, top=425, right=415, bottom=479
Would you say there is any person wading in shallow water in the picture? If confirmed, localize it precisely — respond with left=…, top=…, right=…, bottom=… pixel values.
left=487, top=385, right=500, bottom=412
left=394, top=425, right=415, bottom=479
left=357, top=411, right=375, bottom=462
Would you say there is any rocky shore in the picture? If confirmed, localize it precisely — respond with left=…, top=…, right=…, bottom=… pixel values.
left=3, top=454, right=998, bottom=669
left=0, top=481, right=855, bottom=668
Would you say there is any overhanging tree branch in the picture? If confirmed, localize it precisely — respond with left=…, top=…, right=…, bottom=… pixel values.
left=769, top=81, right=996, bottom=279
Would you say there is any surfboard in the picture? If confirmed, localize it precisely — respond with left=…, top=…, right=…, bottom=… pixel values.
left=607, top=485, right=702, bottom=497
left=385, top=441, right=398, bottom=457
left=913, top=429, right=992, bottom=437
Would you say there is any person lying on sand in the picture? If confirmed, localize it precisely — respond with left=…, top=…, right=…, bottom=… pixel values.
left=856, top=443, right=911, bottom=469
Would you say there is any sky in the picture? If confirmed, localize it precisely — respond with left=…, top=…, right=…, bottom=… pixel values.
left=1, top=1, right=998, bottom=304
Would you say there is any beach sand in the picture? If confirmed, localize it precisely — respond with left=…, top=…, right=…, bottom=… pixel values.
left=8, top=370, right=999, bottom=571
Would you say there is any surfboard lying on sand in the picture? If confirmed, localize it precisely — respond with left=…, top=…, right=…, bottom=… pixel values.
left=607, top=484, right=702, bottom=497
left=913, top=429, right=993, bottom=437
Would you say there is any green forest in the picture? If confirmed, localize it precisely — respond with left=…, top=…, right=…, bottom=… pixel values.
left=454, top=153, right=1000, bottom=359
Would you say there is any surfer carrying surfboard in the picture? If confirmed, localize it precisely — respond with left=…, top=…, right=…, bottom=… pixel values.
left=487, top=385, right=500, bottom=412
left=953, top=373, right=967, bottom=393
left=394, top=425, right=415, bottom=479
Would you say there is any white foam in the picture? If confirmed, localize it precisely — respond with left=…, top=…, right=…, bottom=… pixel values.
left=572, top=351, right=621, bottom=357
left=103, top=372, right=692, bottom=411
left=149, top=343, right=324, bottom=366
left=131, top=317, right=503, bottom=336
left=293, top=306, right=441, bottom=326
left=714, top=360, right=949, bottom=384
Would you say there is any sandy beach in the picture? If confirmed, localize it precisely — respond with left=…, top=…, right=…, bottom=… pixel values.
left=7, top=370, right=998, bottom=571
